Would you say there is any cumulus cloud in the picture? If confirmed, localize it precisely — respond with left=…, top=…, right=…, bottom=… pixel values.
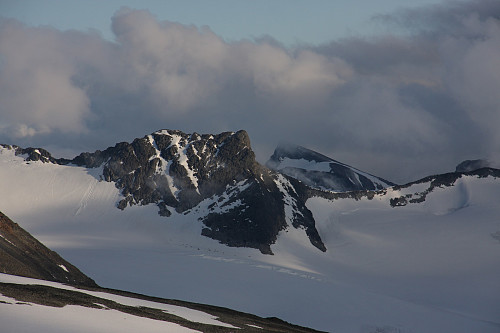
left=0, top=1, right=499, bottom=183
left=0, top=19, right=91, bottom=137
left=107, top=8, right=350, bottom=111
left=110, top=8, right=229, bottom=111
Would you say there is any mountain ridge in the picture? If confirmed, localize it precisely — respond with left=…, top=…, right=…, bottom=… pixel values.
left=267, top=143, right=394, bottom=192
left=1, top=130, right=326, bottom=254
left=305, top=166, right=500, bottom=207
left=4, top=130, right=498, bottom=256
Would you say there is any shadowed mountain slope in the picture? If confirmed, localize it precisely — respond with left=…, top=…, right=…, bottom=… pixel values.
left=0, top=211, right=96, bottom=287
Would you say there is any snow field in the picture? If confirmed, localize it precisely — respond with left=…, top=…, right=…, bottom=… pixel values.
left=0, top=273, right=237, bottom=333
left=1, top=148, right=500, bottom=332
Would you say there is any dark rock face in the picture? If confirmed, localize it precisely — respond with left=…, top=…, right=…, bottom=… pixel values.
left=387, top=167, right=500, bottom=207
left=200, top=178, right=286, bottom=255
left=68, top=129, right=325, bottom=254
left=0, top=211, right=97, bottom=287
left=267, top=143, right=394, bottom=192
left=71, top=130, right=256, bottom=213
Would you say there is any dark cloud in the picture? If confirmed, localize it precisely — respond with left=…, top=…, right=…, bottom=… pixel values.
left=1, top=1, right=499, bottom=183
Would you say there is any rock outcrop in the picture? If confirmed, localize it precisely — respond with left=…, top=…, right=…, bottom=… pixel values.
left=0, top=211, right=97, bottom=286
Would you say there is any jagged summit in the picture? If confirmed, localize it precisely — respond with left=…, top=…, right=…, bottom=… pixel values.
left=267, top=143, right=394, bottom=192
left=71, top=129, right=257, bottom=213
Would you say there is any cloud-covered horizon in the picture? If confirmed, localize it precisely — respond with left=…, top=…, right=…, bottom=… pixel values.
left=1, top=0, right=499, bottom=183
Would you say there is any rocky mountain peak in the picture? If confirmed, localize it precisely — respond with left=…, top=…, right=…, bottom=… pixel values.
left=71, top=129, right=258, bottom=212
left=267, top=143, right=394, bottom=192
left=66, top=129, right=325, bottom=254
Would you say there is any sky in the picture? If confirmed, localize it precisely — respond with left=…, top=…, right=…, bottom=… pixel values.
left=1, top=0, right=444, bottom=45
left=1, top=0, right=499, bottom=183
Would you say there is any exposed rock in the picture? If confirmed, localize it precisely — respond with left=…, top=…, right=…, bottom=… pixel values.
left=387, top=167, right=500, bottom=207
left=0, top=211, right=97, bottom=287
left=307, top=167, right=500, bottom=209
left=267, top=143, right=394, bottom=192
left=0, top=144, right=68, bottom=164
left=0, top=281, right=325, bottom=332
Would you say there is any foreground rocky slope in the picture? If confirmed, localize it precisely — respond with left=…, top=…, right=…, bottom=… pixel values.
left=0, top=274, right=323, bottom=333
left=0, top=207, right=322, bottom=332
left=0, top=211, right=96, bottom=286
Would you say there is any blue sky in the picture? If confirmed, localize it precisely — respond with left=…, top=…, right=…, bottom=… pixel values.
left=2, top=0, right=446, bottom=45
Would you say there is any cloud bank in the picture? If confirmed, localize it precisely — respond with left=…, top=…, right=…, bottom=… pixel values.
left=1, top=1, right=499, bottom=183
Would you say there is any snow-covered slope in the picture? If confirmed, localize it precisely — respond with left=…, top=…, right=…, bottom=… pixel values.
left=267, top=143, right=394, bottom=191
left=0, top=273, right=318, bottom=333
left=1, top=140, right=499, bottom=332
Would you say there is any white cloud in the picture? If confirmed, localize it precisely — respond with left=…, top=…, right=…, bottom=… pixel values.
left=0, top=20, right=91, bottom=137
left=107, top=8, right=351, bottom=111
